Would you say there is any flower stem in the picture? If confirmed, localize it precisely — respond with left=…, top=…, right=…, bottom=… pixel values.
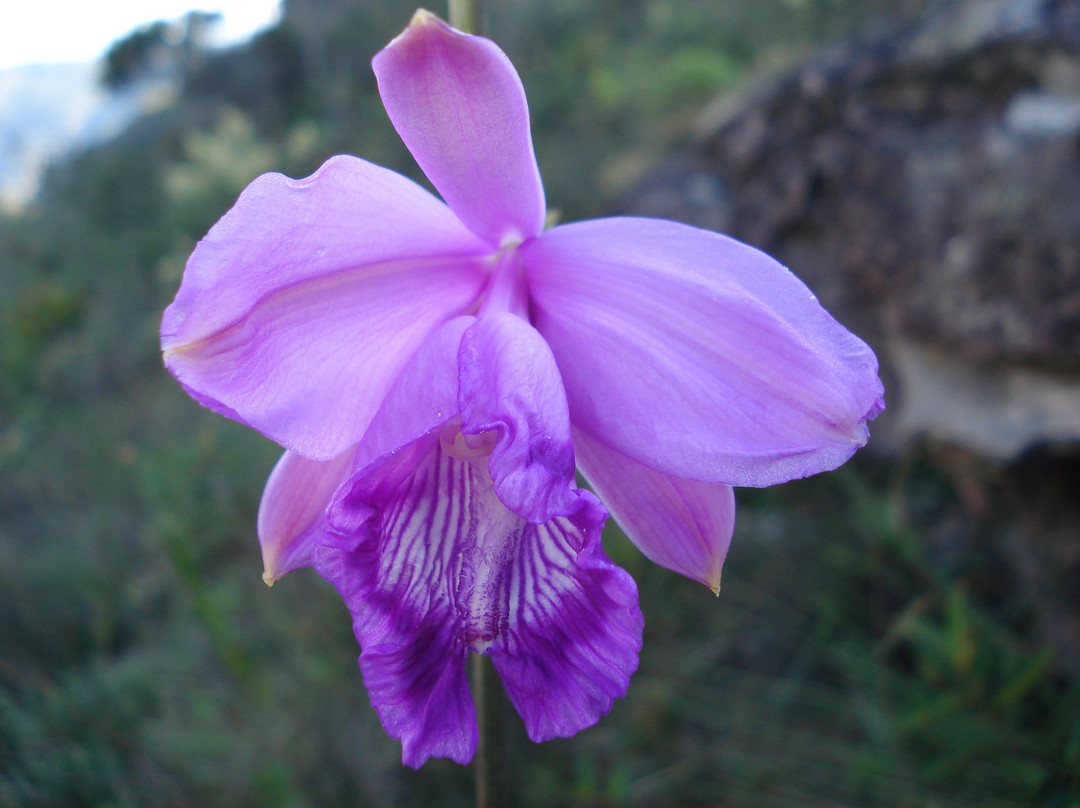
left=472, top=652, right=509, bottom=808
left=449, top=0, right=486, bottom=34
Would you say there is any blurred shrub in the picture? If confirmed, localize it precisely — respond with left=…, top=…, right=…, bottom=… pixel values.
left=164, top=108, right=324, bottom=238
left=4, top=1, right=1076, bottom=807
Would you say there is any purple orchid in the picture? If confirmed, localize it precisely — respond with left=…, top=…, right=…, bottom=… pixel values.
left=161, top=10, right=884, bottom=768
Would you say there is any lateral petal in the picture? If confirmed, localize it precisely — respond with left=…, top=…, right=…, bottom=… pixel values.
left=458, top=312, right=577, bottom=523
left=374, top=11, right=546, bottom=246
left=573, top=428, right=734, bottom=592
left=257, top=449, right=355, bottom=584
left=523, top=217, right=885, bottom=487
left=161, top=155, right=490, bottom=460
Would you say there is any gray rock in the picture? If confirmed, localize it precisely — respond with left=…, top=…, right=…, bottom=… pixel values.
left=622, top=0, right=1080, bottom=462
left=621, top=0, right=1080, bottom=671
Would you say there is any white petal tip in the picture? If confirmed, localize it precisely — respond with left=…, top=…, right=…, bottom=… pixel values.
left=409, top=8, right=439, bottom=26
left=383, top=9, right=444, bottom=53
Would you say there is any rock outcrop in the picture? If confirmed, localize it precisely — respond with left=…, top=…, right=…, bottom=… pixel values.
left=625, top=0, right=1080, bottom=462
left=623, top=0, right=1080, bottom=668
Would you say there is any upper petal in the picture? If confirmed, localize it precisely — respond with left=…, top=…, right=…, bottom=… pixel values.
left=161, top=155, right=491, bottom=460
left=572, top=428, right=734, bottom=592
left=458, top=311, right=578, bottom=523
left=374, top=11, right=546, bottom=246
left=523, top=217, right=885, bottom=487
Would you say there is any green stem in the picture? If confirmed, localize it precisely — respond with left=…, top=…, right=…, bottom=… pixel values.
left=449, top=0, right=487, bottom=34
left=472, top=653, right=509, bottom=808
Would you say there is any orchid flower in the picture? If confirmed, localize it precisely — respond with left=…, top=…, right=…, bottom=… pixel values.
left=161, top=10, right=884, bottom=768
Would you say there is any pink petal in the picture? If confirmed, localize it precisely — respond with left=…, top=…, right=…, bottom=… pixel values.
left=313, top=434, right=640, bottom=766
left=258, top=317, right=474, bottom=587
left=573, top=428, right=734, bottom=592
left=353, top=316, right=475, bottom=472
left=523, top=217, right=885, bottom=488
left=257, top=449, right=354, bottom=584
left=161, top=155, right=490, bottom=460
left=458, top=312, right=577, bottom=523
left=374, top=11, right=546, bottom=246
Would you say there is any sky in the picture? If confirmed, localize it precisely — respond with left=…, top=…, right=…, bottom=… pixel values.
left=0, top=0, right=282, bottom=69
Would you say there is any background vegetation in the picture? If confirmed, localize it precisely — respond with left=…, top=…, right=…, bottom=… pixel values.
left=2, top=0, right=1077, bottom=805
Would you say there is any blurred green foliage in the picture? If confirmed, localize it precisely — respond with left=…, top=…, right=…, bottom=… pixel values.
left=1, top=0, right=1077, bottom=805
